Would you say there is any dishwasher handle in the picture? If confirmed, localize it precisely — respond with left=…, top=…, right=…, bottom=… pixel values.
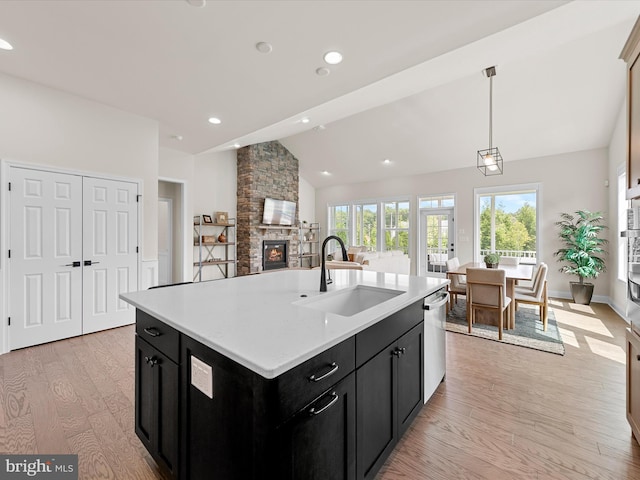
left=423, top=291, right=449, bottom=310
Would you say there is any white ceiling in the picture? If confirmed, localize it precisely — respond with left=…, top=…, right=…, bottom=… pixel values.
left=0, top=0, right=637, bottom=188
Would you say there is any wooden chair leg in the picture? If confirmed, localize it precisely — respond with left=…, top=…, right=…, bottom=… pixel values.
left=498, top=309, right=503, bottom=340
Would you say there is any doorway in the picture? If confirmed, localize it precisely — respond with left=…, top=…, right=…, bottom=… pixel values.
left=158, top=180, right=185, bottom=285
left=419, top=208, right=454, bottom=277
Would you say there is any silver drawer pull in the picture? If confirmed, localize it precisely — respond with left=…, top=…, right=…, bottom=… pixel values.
left=308, top=362, right=338, bottom=382
left=308, top=392, right=339, bottom=416
left=143, top=327, right=161, bottom=337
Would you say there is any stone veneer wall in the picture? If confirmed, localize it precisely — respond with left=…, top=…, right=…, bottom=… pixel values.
left=236, top=141, right=299, bottom=275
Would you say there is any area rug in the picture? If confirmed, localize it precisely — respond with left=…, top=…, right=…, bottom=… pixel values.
left=446, top=299, right=565, bottom=355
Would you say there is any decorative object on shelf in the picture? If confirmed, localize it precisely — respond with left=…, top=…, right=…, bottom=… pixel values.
left=477, top=66, right=503, bottom=176
left=218, top=232, right=227, bottom=243
left=202, top=235, right=216, bottom=244
left=194, top=215, right=201, bottom=225
left=553, top=210, right=607, bottom=305
left=202, top=214, right=213, bottom=224
left=483, top=252, right=500, bottom=269
left=215, top=211, right=228, bottom=224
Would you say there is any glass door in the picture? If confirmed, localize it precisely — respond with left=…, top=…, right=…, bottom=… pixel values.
left=419, top=208, right=454, bottom=277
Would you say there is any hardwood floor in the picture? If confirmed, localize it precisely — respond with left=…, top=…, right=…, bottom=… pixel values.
left=0, top=298, right=638, bottom=479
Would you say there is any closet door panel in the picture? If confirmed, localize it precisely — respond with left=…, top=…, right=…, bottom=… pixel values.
left=82, top=177, right=138, bottom=333
left=9, top=167, right=83, bottom=349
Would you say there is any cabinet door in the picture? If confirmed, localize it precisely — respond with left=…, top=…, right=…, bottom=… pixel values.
left=135, top=336, right=179, bottom=479
left=396, top=323, right=424, bottom=438
left=629, top=334, right=640, bottom=442
left=356, top=345, right=397, bottom=480
left=277, top=373, right=356, bottom=480
left=135, top=335, right=155, bottom=451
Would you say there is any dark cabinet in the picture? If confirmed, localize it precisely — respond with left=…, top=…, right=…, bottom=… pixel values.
left=627, top=329, right=640, bottom=444
left=277, top=373, right=356, bottom=480
left=134, top=296, right=429, bottom=480
left=356, top=323, right=424, bottom=480
left=621, top=17, right=640, bottom=199
left=135, top=335, right=179, bottom=479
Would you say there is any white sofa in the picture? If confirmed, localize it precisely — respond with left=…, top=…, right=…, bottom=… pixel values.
left=327, top=247, right=410, bottom=275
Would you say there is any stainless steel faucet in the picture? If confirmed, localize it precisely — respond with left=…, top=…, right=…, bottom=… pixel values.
left=320, top=235, right=348, bottom=292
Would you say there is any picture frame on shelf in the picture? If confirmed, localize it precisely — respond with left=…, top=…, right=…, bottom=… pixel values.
left=202, top=214, right=213, bottom=224
left=194, top=215, right=201, bottom=225
left=215, top=211, right=228, bottom=224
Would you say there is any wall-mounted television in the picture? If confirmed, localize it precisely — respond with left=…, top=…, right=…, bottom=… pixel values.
left=262, top=198, right=296, bottom=226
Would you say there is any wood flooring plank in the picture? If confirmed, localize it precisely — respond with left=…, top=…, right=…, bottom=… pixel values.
left=2, top=351, right=31, bottom=420
left=88, top=409, right=158, bottom=480
left=42, top=361, right=91, bottom=439
left=2, top=412, right=37, bottom=454
left=24, top=373, right=71, bottom=454
left=67, top=429, right=116, bottom=480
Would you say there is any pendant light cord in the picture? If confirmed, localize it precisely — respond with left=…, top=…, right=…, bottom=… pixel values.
left=489, top=75, right=493, bottom=151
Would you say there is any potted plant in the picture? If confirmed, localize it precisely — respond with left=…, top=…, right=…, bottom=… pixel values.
left=483, top=252, right=500, bottom=269
left=553, top=210, right=608, bottom=305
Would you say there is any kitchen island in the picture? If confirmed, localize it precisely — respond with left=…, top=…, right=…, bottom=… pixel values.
left=121, top=269, right=449, bottom=480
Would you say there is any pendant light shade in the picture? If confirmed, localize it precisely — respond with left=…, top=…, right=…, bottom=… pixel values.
left=477, top=66, right=503, bottom=176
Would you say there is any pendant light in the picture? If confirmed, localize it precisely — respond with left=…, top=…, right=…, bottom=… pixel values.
left=477, top=66, right=503, bottom=176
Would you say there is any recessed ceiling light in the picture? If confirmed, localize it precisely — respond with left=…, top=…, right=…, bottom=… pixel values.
left=383, top=159, right=391, bottom=165
left=301, top=117, right=310, bottom=124
left=233, top=143, right=241, bottom=149
left=185, top=0, right=206, bottom=7
left=171, top=135, right=184, bottom=141
left=313, top=125, right=326, bottom=132
left=255, top=42, right=273, bottom=54
left=316, top=67, right=331, bottom=77
left=323, top=51, right=343, bottom=65
left=0, top=38, right=13, bottom=51
left=322, top=170, right=331, bottom=176
left=208, top=117, right=221, bottom=125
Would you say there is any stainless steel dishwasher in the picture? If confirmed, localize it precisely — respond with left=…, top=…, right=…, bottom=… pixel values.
left=423, top=287, right=448, bottom=402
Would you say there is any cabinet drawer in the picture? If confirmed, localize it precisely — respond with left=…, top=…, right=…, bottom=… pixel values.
left=136, top=310, right=180, bottom=363
left=275, top=337, right=355, bottom=423
left=356, top=299, right=423, bottom=368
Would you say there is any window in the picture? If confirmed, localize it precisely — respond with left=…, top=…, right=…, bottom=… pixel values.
left=384, top=201, right=409, bottom=253
left=355, top=203, right=377, bottom=251
left=419, top=195, right=454, bottom=209
left=328, top=204, right=349, bottom=245
left=475, top=185, right=539, bottom=264
left=619, top=166, right=629, bottom=281
left=327, top=198, right=409, bottom=253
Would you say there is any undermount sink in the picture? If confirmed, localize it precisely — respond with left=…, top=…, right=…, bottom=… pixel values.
left=296, top=285, right=403, bottom=317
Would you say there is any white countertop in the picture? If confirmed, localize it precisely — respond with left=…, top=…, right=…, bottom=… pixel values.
left=120, top=270, right=448, bottom=379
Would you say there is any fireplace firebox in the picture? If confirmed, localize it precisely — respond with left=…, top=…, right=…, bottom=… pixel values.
left=263, top=240, right=288, bottom=271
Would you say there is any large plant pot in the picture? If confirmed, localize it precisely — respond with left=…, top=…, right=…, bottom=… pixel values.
left=570, top=282, right=594, bottom=305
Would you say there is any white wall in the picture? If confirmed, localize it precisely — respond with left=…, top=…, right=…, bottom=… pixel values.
left=315, top=148, right=610, bottom=299
left=299, top=175, right=316, bottom=224
left=608, top=101, right=628, bottom=317
left=159, top=147, right=195, bottom=282
left=0, top=72, right=159, bottom=259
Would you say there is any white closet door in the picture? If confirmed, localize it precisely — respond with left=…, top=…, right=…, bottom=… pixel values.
left=82, top=177, right=138, bottom=333
left=9, top=167, right=83, bottom=349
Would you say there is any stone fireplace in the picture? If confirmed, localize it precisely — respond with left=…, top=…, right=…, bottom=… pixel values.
left=236, top=141, right=299, bottom=275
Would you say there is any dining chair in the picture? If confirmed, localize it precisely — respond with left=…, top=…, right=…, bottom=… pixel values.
left=514, top=263, right=549, bottom=330
left=466, top=267, right=511, bottom=340
left=515, top=262, right=546, bottom=293
left=445, top=257, right=466, bottom=311
left=499, top=256, right=520, bottom=266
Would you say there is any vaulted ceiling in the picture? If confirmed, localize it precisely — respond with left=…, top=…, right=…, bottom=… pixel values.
left=0, top=1, right=637, bottom=187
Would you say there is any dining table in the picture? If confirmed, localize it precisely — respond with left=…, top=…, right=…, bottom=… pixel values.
left=446, top=262, right=534, bottom=329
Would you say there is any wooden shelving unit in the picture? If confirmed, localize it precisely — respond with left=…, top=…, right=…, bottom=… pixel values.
left=193, top=217, right=236, bottom=281
left=299, top=222, right=320, bottom=268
